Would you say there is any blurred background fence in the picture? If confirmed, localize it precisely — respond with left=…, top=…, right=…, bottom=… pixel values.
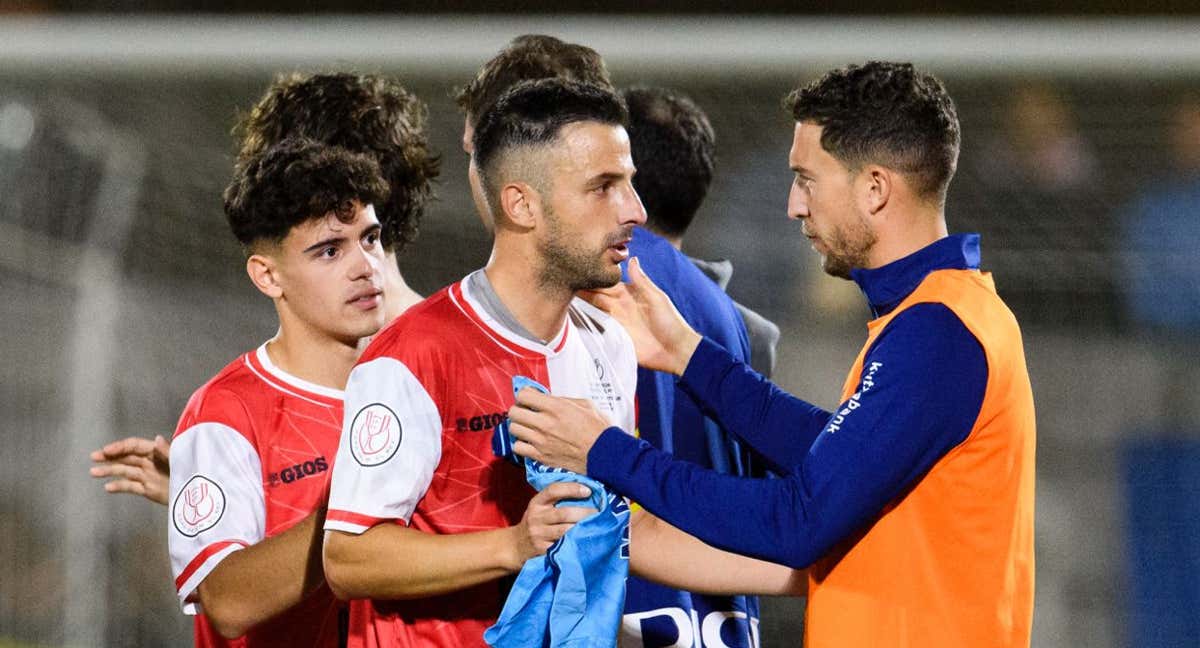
left=1, top=15, right=1198, bottom=647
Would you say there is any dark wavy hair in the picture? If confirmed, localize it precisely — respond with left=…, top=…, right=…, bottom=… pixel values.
left=456, top=35, right=613, bottom=129
left=472, top=78, right=628, bottom=206
left=784, top=61, right=960, bottom=204
left=233, top=72, right=439, bottom=253
left=224, top=138, right=390, bottom=248
left=623, top=86, right=716, bottom=238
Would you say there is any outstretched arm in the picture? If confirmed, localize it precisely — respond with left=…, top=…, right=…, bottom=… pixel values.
left=90, top=435, right=171, bottom=505
left=513, top=304, right=987, bottom=568
left=629, top=510, right=806, bottom=597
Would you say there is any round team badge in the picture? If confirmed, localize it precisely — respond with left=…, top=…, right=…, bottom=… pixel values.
left=172, top=475, right=226, bottom=538
left=350, top=403, right=402, bottom=467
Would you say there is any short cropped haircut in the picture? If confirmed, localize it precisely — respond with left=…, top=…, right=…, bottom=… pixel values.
left=623, top=86, right=716, bottom=238
left=472, top=78, right=628, bottom=207
left=224, top=138, right=390, bottom=249
left=456, top=34, right=613, bottom=128
left=233, top=72, right=439, bottom=253
left=784, top=61, right=960, bottom=204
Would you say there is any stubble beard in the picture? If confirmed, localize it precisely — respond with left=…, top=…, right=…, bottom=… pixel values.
left=821, top=212, right=877, bottom=280
left=537, top=205, right=623, bottom=293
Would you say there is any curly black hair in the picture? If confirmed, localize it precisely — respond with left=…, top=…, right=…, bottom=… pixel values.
left=456, top=35, right=613, bottom=129
left=623, top=86, right=716, bottom=239
left=784, top=61, right=960, bottom=204
left=224, top=138, right=390, bottom=248
left=233, top=72, right=439, bottom=253
left=472, top=78, right=628, bottom=208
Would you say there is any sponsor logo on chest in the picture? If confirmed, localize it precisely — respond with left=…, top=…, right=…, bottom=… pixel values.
left=266, top=456, right=329, bottom=488
left=456, top=411, right=507, bottom=432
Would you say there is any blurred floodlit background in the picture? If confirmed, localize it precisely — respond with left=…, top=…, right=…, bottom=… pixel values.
left=1, top=5, right=1199, bottom=648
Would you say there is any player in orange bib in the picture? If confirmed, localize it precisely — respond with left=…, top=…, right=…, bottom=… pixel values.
left=509, top=61, right=1036, bottom=648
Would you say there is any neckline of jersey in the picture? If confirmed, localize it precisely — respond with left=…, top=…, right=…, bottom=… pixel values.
left=250, top=343, right=346, bottom=402
left=452, top=277, right=571, bottom=358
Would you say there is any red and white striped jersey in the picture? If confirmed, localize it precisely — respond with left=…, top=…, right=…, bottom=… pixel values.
left=325, top=273, right=637, bottom=648
left=168, top=344, right=346, bottom=648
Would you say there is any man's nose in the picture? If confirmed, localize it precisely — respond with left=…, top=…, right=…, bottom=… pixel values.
left=787, top=184, right=809, bottom=221
left=624, top=184, right=648, bottom=226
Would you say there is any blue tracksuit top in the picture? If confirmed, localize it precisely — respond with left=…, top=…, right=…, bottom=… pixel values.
left=622, top=227, right=761, bottom=647
left=587, top=234, right=990, bottom=569
left=487, top=377, right=630, bottom=648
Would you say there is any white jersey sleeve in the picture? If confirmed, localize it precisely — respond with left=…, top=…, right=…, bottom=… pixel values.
left=324, top=357, right=442, bottom=534
left=168, top=423, right=265, bottom=614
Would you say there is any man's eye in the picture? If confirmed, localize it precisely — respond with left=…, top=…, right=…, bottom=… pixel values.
left=321, top=247, right=338, bottom=258
left=365, top=232, right=379, bottom=246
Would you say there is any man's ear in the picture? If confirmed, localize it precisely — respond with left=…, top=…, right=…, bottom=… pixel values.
left=246, top=251, right=283, bottom=299
left=860, top=165, right=892, bottom=215
left=500, top=181, right=541, bottom=229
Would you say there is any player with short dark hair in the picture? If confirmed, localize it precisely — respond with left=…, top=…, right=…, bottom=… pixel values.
left=784, top=62, right=959, bottom=207
left=322, top=78, right=643, bottom=648
left=168, top=138, right=389, bottom=647
left=511, top=61, right=1036, bottom=648
left=458, top=35, right=613, bottom=231
left=460, top=42, right=783, bottom=645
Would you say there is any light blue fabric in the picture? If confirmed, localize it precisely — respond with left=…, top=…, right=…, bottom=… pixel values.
left=485, top=376, right=630, bottom=648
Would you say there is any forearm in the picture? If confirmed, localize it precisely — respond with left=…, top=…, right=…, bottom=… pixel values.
left=323, top=523, right=522, bottom=600
left=197, top=510, right=325, bottom=638
left=591, top=431, right=827, bottom=568
left=591, top=307, right=989, bottom=570
left=629, top=511, right=806, bottom=597
left=679, top=337, right=829, bottom=472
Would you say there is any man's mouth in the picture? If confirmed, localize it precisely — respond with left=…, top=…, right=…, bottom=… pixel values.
left=608, top=240, right=631, bottom=261
left=347, top=287, right=383, bottom=310
left=606, top=231, right=634, bottom=261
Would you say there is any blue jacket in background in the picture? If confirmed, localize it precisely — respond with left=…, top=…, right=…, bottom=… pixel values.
left=621, top=227, right=761, bottom=648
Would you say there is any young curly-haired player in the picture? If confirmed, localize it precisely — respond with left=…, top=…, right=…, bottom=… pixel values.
left=235, top=71, right=441, bottom=319
left=167, top=138, right=390, bottom=647
left=90, top=72, right=439, bottom=505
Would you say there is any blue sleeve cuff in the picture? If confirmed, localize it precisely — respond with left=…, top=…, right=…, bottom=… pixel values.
left=587, top=426, right=644, bottom=486
left=680, top=337, right=734, bottom=404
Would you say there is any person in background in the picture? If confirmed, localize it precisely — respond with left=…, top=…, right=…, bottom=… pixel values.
left=619, top=85, right=774, bottom=647
left=1120, top=93, right=1200, bottom=424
